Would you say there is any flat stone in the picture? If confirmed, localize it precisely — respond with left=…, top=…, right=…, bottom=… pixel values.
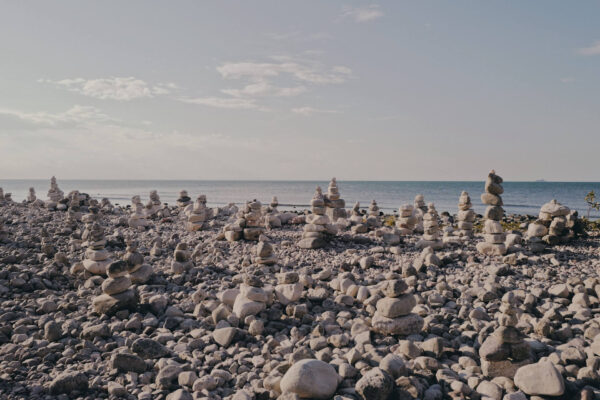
left=280, top=359, right=340, bottom=399
left=514, top=361, right=564, bottom=396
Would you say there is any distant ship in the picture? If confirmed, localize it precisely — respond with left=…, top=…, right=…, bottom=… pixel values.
left=535, top=179, right=547, bottom=182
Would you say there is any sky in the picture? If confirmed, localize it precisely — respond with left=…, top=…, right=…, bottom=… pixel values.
left=1, top=1, right=599, bottom=181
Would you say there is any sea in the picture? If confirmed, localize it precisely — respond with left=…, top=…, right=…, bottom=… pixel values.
left=1, top=180, right=600, bottom=218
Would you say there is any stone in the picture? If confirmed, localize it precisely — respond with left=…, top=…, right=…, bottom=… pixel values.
left=131, top=338, right=169, bottom=359
left=375, top=295, right=416, bottom=318
left=213, top=327, right=237, bottom=347
left=371, top=313, right=424, bottom=336
left=355, top=368, right=394, bottom=400
left=280, top=359, right=340, bottom=399
left=48, top=371, right=88, bottom=395
left=112, top=353, right=146, bottom=373
left=92, top=289, right=137, bottom=315
left=513, top=362, right=565, bottom=396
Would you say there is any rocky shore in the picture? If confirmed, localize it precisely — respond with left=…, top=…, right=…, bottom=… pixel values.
left=0, top=179, right=600, bottom=400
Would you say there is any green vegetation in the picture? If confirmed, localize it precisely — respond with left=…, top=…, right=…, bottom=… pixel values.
left=383, top=215, right=396, bottom=227
left=585, top=191, right=600, bottom=219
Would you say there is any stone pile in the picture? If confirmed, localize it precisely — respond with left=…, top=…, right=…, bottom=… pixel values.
left=264, top=196, right=282, bottom=228
left=233, top=274, right=268, bottom=320
left=100, top=198, right=114, bottom=213
left=128, top=197, right=150, bottom=229
left=349, top=202, right=368, bottom=234
left=253, top=236, right=277, bottom=265
left=46, top=176, right=65, bottom=210
left=324, top=178, right=347, bottom=221
left=479, top=292, right=532, bottom=378
left=395, top=204, right=417, bottom=235
left=123, top=239, right=153, bottom=284
left=176, top=190, right=192, bottom=207
left=171, top=242, right=193, bottom=275
left=186, top=194, right=212, bottom=231
left=457, top=191, right=475, bottom=237
left=298, top=186, right=337, bottom=249
left=417, top=202, right=443, bottom=250
left=82, top=223, right=112, bottom=275
left=27, top=187, right=38, bottom=204
left=3, top=193, right=12, bottom=203
left=540, top=200, right=579, bottom=244
left=366, top=199, right=381, bottom=228
left=92, top=260, right=137, bottom=315
left=476, top=170, right=507, bottom=256
left=236, top=200, right=265, bottom=241
left=146, top=190, right=162, bottom=217
left=371, top=279, right=423, bottom=336
left=274, top=271, right=303, bottom=306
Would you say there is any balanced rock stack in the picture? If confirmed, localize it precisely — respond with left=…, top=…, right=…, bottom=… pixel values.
left=479, top=292, right=532, bottom=378
left=539, top=199, right=579, bottom=245
left=241, top=200, right=265, bottom=241
left=233, top=274, right=268, bottom=320
left=526, top=219, right=548, bottom=253
left=366, top=199, right=381, bottom=228
left=100, top=198, right=114, bottom=213
left=123, top=239, right=153, bottom=284
left=476, top=170, right=507, bottom=256
left=324, top=178, right=347, bottom=221
left=28, top=187, right=43, bottom=206
left=264, top=196, right=282, bottom=228
left=371, top=279, right=423, bottom=336
left=92, top=260, right=137, bottom=315
left=457, top=191, right=475, bottom=237
left=186, top=194, right=212, bottom=231
left=82, top=223, right=113, bottom=275
left=298, top=186, right=337, bottom=249
left=3, top=193, right=12, bottom=203
left=146, top=190, right=162, bottom=217
left=176, top=190, right=192, bottom=207
left=413, top=194, right=427, bottom=233
left=254, top=235, right=277, bottom=265
left=416, top=203, right=443, bottom=250
left=349, top=202, right=363, bottom=224
left=46, top=176, right=65, bottom=210
left=171, top=242, right=193, bottom=275
left=274, top=272, right=303, bottom=306
left=395, top=204, right=417, bottom=235
left=128, top=197, right=150, bottom=229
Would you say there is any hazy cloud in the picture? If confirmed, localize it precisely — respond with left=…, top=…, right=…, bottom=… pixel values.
left=340, top=5, right=383, bottom=23
left=41, top=77, right=177, bottom=101
left=291, top=106, right=340, bottom=116
left=178, top=96, right=262, bottom=110
left=577, top=40, right=600, bottom=56
left=0, top=105, right=111, bottom=126
left=221, top=81, right=307, bottom=98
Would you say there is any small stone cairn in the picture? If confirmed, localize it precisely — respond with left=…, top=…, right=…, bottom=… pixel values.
left=27, top=187, right=43, bottom=206
left=350, top=202, right=368, bottom=234
left=171, top=242, right=193, bottom=275
left=298, top=186, right=337, bottom=249
left=146, top=190, right=162, bottom=217
left=479, top=292, right=532, bottom=378
left=371, top=279, right=423, bottom=336
left=274, top=272, right=303, bottom=306
left=186, top=194, right=212, bottom=231
left=46, top=176, right=65, bottom=210
left=82, top=223, right=112, bottom=275
left=413, top=194, right=427, bottom=233
left=476, top=170, right=507, bottom=256
left=366, top=199, right=381, bottom=228
left=254, top=235, right=277, bottom=265
left=92, top=260, right=137, bottom=315
left=264, top=196, right=282, bottom=228
left=395, top=204, right=416, bottom=235
left=128, top=197, right=150, bottom=229
left=457, top=191, right=475, bottom=237
left=177, top=190, right=192, bottom=207
left=123, top=238, right=153, bottom=284
left=417, top=203, right=443, bottom=250
left=324, top=178, right=347, bottom=221
left=233, top=274, right=268, bottom=320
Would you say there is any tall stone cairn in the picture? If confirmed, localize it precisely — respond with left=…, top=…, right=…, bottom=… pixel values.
left=476, top=170, right=507, bottom=256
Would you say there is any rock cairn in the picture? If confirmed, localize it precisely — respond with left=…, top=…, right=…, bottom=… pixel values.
left=349, top=202, right=363, bottom=224
left=82, top=223, right=112, bottom=275
left=241, top=200, right=265, bottom=241
left=265, top=196, right=282, bottom=228
left=366, top=199, right=381, bottom=228
left=457, top=191, right=475, bottom=237
left=233, top=274, right=268, bottom=320
left=417, top=203, right=443, bottom=250
left=274, top=272, right=303, bottom=306
left=186, top=194, right=212, bottom=231
left=27, top=187, right=37, bottom=203
left=298, top=186, right=337, bottom=249
left=254, top=236, right=277, bottom=265
left=413, top=194, right=427, bottom=233
left=479, top=292, right=532, bottom=378
left=395, top=204, right=416, bottom=235
left=146, top=190, right=162, bottom=217
left=128, top=197, right=150, bottom=229
left=123, top=239, right=153, bottom=284
left=541, top=199, right=579, bottom=244
left=372, top=279, right=423, bottom=336
left=92, top=260, right=137, bottom=315
left=171, top=242, right=193, bottom=275
left=476, top=170, right=507, bottom=256
left=46, top=176, right=65, bottom=210
left=3, top=193, right=12, bottom=203
left=324, top=178, right=347, bottom=221
left=176, top=190, right=192, bottom=207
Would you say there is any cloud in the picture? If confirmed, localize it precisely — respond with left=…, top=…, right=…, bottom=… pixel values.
left=221, top=81, right=307, bottom=98
left=217, top=59, right=352, bottom=85
left=340, top=5, right=383, bottom=23
left=178, top=96, right=263, bottom=110
left=0, top=105, right=111, bottom=126
left=577, top=40, right=600, bottom=56
left=291, top=106, right=340, bottom=116
left=40, top=77, right=177, bottom=100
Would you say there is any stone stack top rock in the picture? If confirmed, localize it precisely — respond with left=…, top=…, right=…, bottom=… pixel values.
left=396, top=204, right=417, bottom=235
left=456, top=191, right=475, bottom=238
left=477, top=170, right=507, bottom=256
left=540, top=199, right=570, bottom=219
left=414, top=194, right=427, bottom=212
left=92, top=260, right=137, bottom=315
left=327, top=178, right=340, bottom=200
left=27, top=187, right=37, bottom=203
left=254, top=235, right=277, bottom=265
left=186, top=194, right=212, bottom=231
left=324, top=178, right=347, bottom=221
left=417, top=202, right=443, bottom=250
left=171, top=242, right=193, bottom=275
left=47, top=176, right=64, bottom=202
left=82, top=223, right=112, bottom=276
left=368, top=200, right=379, bottom=217
left=232, top=274, right=268, bottom=320
left=123, top=239, right=153, bottom=284
left=270, top=196, right=279, bottom=209
left=299, top=186, right=337, bottom=249
left=128, top=197, right=151, bottom=229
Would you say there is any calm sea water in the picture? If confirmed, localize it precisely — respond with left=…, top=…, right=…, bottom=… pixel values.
left=1, top=180, right=600, bottom=217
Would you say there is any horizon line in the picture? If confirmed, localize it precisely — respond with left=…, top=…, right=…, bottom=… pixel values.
left=2, top=178, right=600, bottom=183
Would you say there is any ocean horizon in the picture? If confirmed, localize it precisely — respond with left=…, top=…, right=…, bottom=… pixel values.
left=2, top=179, right=600, bottom=218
